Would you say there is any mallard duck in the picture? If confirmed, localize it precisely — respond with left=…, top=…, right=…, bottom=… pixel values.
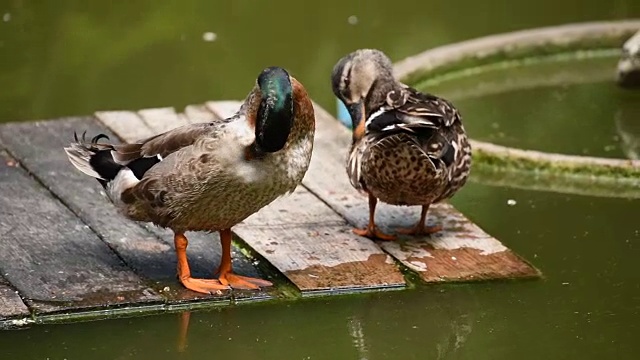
left=64, top=67, right=315, bottom=293
left=331, top=49, right=471, bottom=240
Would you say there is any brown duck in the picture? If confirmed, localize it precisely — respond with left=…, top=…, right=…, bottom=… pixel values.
left=65, top=67, right=315, bottom=293
left=331, top=49, right=471, bottom=240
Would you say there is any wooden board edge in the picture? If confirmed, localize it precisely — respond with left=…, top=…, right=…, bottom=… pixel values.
left=0, top=278, right=31, bottom=321
left=94, top=111, right=152, bottom=143
left=138, top=107, right=186, bottom=134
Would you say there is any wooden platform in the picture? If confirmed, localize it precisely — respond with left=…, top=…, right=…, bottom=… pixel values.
left=0, top=100, right=540, bottom=326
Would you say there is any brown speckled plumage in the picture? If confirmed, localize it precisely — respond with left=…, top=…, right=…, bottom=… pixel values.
left=65, top=67, right=315, bottom=292
left=332, top=49, right=471, bottom=239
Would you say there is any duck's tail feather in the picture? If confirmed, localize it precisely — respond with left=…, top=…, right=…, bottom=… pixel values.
left=64, top=132, right=123, bottom=187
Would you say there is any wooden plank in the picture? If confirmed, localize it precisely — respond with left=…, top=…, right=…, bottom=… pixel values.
left=184, top=104, right=219, bottom=124
left=138, top=107, right=185, bottom=134
left=119, top=102, right=406, bottom=293
left=177, top=113, right=192, bottom=126
left=0, top=118, right=268, bottom=303
left=205, top=100, right=241, bottom=119
left=234, top=187, right=405, bottom=294
left=0, top=277, right=30, bottom=319
left=304, top=103, right=540, bottom=282
left=0, top=150, right=160, bottom=313
left=0, top=119, right=177, bottom=283
left=95, top=111, right=151, bottom=143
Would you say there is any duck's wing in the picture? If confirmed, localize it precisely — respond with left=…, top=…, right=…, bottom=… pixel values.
left=111, top=120, right=229, bottom=165
left=364, top=87, right=461, bottom=170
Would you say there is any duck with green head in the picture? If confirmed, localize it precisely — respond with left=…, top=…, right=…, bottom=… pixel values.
left=331, top=49, right=471, bottom=241
left=65, top=67, right=316, bottom=293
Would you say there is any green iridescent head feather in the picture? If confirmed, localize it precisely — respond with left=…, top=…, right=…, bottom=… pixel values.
left=254, top=67, right=294, bottom=154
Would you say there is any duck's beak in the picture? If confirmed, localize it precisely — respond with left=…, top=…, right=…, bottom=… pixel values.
left=347, top=101, right=366, bottom=140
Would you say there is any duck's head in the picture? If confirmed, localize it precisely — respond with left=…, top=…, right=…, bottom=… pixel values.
left=252, top=66, right=294, bottom=154
left=331, top=49, right=396, bottom=139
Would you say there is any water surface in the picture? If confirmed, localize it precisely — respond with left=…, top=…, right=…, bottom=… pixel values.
left=1, top=0, right=639, bottom=122
left=1, top=183, right=638, bottom=359
left=424, top=56, right=640, bottom=159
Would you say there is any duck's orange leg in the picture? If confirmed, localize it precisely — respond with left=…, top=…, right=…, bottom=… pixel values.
left=353, top=194, right=396, bottom=241
left=215, top=228, right=273, bottom=290
left=396, top=205, right=442, bottom=236
left=174, top=232, right=229, bottom=294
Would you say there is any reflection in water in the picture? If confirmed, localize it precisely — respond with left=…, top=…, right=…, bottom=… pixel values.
left=615, top=96, right=640, bottom=159
left=435, top=314, right=473, bottom=360
left=177, top=311, right=191, bottom=353
left=344, top=296, right=474, bottom=360
left=347, top=316, right=369, bottom=360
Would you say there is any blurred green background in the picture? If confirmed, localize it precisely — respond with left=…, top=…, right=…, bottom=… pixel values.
left=1, top=0, right=639, bottom=122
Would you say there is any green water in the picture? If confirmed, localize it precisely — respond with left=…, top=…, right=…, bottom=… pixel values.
left=1, top=1, right=639, bottom=359
left=424, top=56, right=640, bottom=159
left=1, top=0, right=640, bottom=122
left=1, top=183, right=638, bottom=359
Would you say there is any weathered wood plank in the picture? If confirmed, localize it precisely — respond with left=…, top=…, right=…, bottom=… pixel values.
left=304, top=103, right=540, bottom=282
left=0, top=119, right=177, bottom=282
left=205, top=100, right=241, bottom=119
left=95, top=111, right=151, bottom=143
left=0, top=118, right=268, bottom=303
left=184, top=104, right=219, bottom=124
left=234, top=187, right=405, bottom=293
left=205, top=101, right=406, bottom=293
left=0, top=150, right=160, bottom=313
left=138, top=107, right=186, bottom=133
left=0, top=277, right=30, bottom=319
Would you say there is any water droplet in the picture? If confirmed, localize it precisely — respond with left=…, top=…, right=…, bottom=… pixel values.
left=2, top=13, right=10, bottom=22
left=347, top=15, right=358, bottom=25
left=507, top=199, right=517, bottom=206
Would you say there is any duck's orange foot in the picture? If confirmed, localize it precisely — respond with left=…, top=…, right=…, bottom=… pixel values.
left=180, top=277, right=230, bottom=294
left=353, top=227, right=397, bottom=241
left=218, top=272, right=273, bottom=290
left=395, top=224, right=443, bottom=236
